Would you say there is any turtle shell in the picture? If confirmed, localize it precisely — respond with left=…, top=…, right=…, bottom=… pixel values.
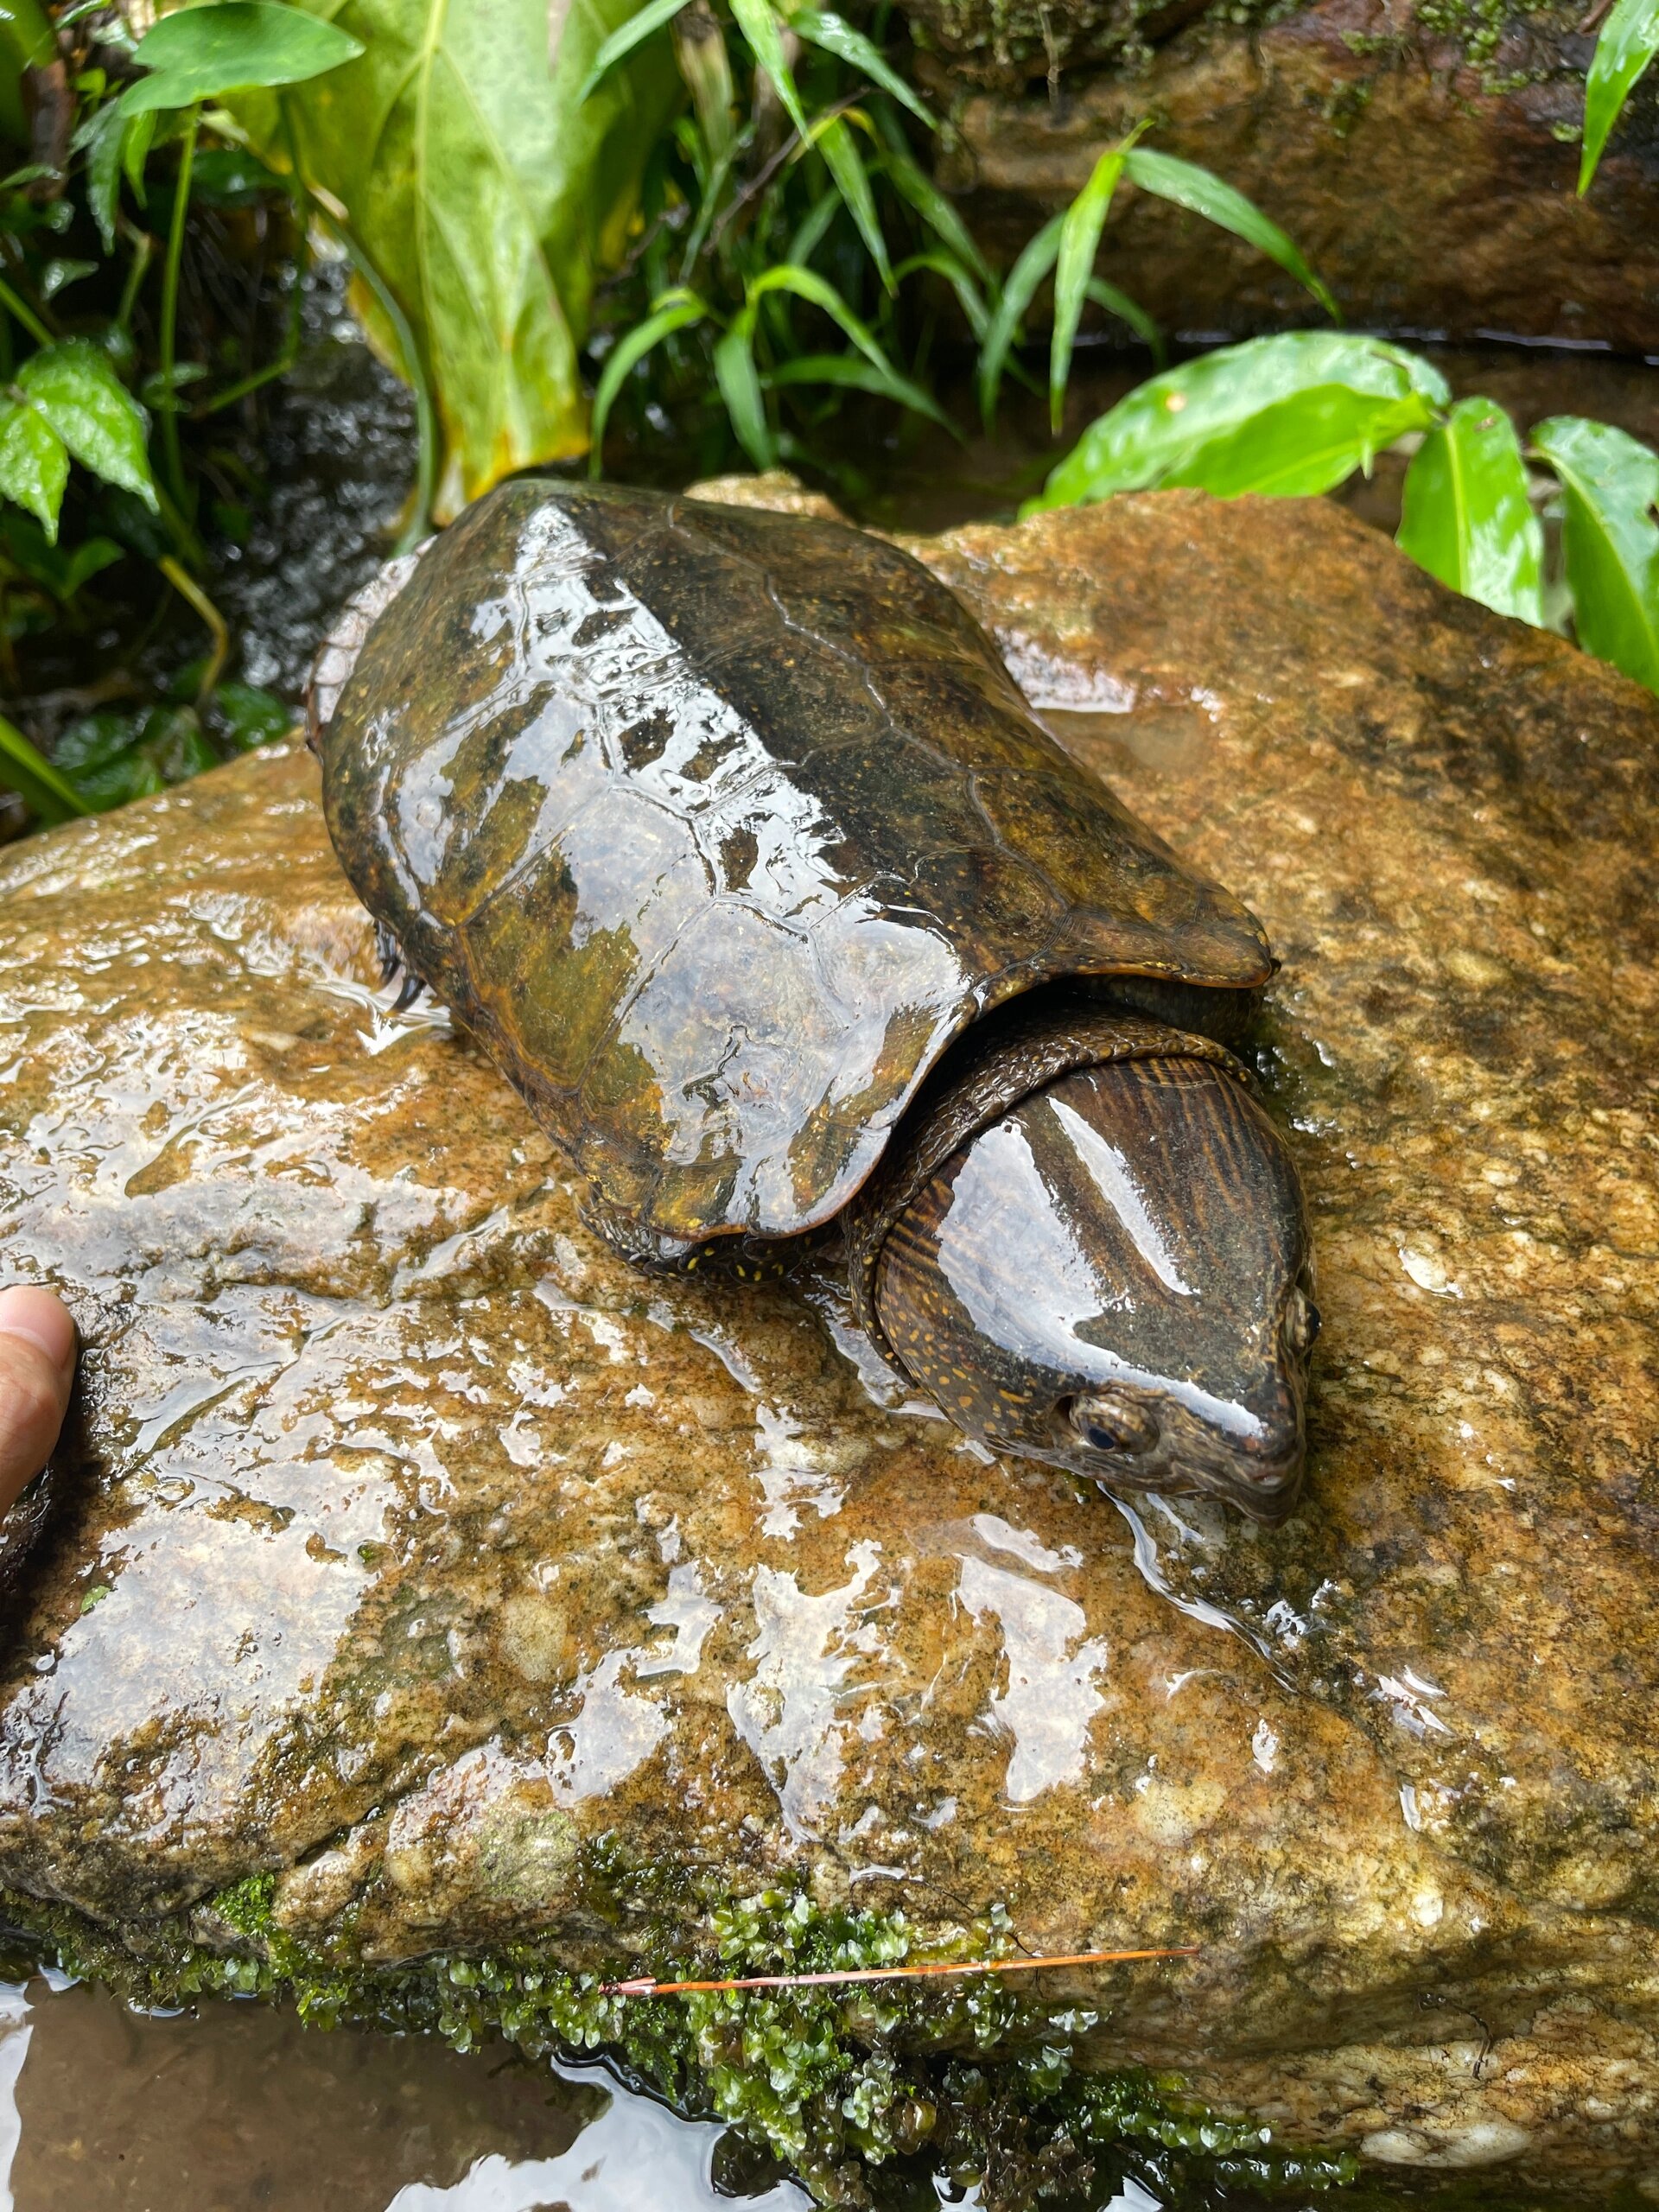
left=320, top=480, right=1273, bottom=1255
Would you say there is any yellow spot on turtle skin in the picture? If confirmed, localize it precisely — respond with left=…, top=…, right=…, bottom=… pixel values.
left=959, top=1395, right=976, bottom=1409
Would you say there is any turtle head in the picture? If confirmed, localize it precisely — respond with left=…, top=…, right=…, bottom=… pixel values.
left=872, top=1052, right=1316, bottom=1525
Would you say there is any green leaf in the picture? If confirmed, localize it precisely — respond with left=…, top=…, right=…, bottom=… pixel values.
left=978, top=210, right=1061, bottom=429
left=83, top=102, right=127, bottom=251
left=766, top=348, right=955, bottom=429
left=1052, top=144, right=1127, bottom=431
left=1122, top=148, right=1337, bottom=318
left=590, top=289, right=707, bottom=470
left=1084, top=277, right=1163, bottom=366
left=729, top=0, right=809, bottom=137
left=236, top=0, right=683, bottom=512
left=1027, top=332, right=1451, bottom=512
left=1397, top=395, right=1543, bottom=625
left=1580, top=0, right=1659, bottom=192
left=714, top=312, right=774, bottom=467
left=790, top=10, right=933, bottom=127
left=120, top=2, right=365, bottom=114
left=1533, top=414, right=1659, bottom=690
left=748, top=261, right=889, bottom=369
left=577, top=0, right=692, bottom=105
left=0, top=712, right=88, bottom=825
left=0, top=397, right=67, bottom=540
left=1159, top=383, right=1439, bottom=497
left=895, top=249, right=989, bottom=341
left=17, top=340, right=158, bottom=511
left=875, top=124, right=990, bottom=283
left=816, top=115, right=891, bottom=292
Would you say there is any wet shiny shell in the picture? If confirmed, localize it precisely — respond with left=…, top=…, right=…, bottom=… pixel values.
left=320, top=482, right=1274, bottom=1255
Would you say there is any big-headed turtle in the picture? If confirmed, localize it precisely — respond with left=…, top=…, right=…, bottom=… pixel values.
left=310, top=481, right=1318, bottom=1523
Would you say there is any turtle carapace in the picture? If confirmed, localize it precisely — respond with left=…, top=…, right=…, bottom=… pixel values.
left=310, top=480, right=1317, bottom=1524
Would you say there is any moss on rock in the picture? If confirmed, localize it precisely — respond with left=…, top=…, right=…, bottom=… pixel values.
left=0, top=1873, right=1352, bottom=2208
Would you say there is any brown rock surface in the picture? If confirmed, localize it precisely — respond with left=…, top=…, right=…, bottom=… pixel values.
left=920, top=0, right=1659, bottom=351
left=0, top=490, right=1656, bottom=2191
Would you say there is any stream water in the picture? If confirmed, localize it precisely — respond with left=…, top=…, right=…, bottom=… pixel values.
left=1, top=276, right=1646, bottom=2210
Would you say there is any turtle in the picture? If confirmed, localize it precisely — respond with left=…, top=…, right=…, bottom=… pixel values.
left=308, top=480, right=1318, bottom=1524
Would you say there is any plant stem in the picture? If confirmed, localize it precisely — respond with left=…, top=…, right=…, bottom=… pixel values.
left=159, top=555, right=228, bottom=702
left=159, top=102, right=200, bottom=513
left=199, top=223, right=309, bottom=417
left=0, top=272, right=50, bottom=349
left=116, top=226, right=153, bottom=333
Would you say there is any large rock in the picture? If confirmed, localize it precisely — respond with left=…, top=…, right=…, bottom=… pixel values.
left=0, top=488, right=1656, bottom=2199
left=918, top=0, right=1659, bottom=352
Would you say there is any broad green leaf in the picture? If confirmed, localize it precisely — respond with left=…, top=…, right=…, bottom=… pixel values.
left=120, top=2, right=364, bottom=114
left=816, top=115, right=890, bottom=291
left=0, top=0, right=53, bottom=147
left=1533, top=414, right=1659, bottom=690
left=16, top=340, right=158, bottom=511
left=0, top=712, right=87, bottom=825
left=589, top=289, right=707, bottom=470
left=0, top=397, right=66, bottom=538
left=714, top=313, right=774, bottom=467
left=1122, top=149, right=1337, bottom=318
left=876, top=124, right=991, bottom=283
left=1052, top=144, right=1128, bottom=431
left=766, top=348, right=955, bottom=429
left=790, top=10, right=932, bottom=126
left=729, top=0, right=809, bottom=137
left=748, top=261, right=888, bottom=369
left=1028, top=332, right=1451, bottom=512
left=1580, top=0, right=1659, bottom=192
left=1085, top=276, right=1163, bottom=365
left=0, top=508, right=123, bottom=600
left=577, top=0, right=691, bottom=105
left=978, top=210, right=1061, bottom=428
left=1398, top=395, right=1543, bottom=625
left=1160, top=384, right=1439, bottom=498
left=237, top=0, right=682, bottom=512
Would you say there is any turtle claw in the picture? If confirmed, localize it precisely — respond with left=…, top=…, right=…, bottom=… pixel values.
left=375, top=923, right=404, bottom=987
left=391, top=969, right=427, bottom=1014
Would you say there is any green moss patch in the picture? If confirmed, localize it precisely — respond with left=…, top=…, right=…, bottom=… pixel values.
left=0, top=1871, right=1355, bottom=2209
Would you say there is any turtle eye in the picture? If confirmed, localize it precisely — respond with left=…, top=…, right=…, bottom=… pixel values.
left=1065, top=1391, right=1159, bottom=1456
left=1285, top=1286, right=1321, bottom=1357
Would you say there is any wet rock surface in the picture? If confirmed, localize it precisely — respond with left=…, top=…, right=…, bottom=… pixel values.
left=0, top=489, right=1656, bottom=2192
left=921, top=0, right=1659, bottom=352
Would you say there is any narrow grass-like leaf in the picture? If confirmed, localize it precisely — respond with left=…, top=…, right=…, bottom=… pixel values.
left=979, top=211, right=1061, bottom=428
left=787, top=188, right=840, bottom=270
left=1580, top=0, right=1659, bottom=192
left=1028, top=331, right=1451, bottom=512
left=729, top=0, right=809, bottom=136
left=1052, top=146, right=1127, bottom=431
left=715, top=313, right=774, bottom=466
left=1122, top=149, right=1337, bottom=318
left=1085, top=277, right=1163, bottom=365
left=1533, top=414, right=1659, bottom=689
left=589, top=290, right=707, bottom=473
left=816, top=116, right=891, bottom=291
left=0, top=398, right=67, bottom=539
left=749, top=262, right=889, bottom=369
left=578, top=0, right=692, bottom=105
left=876, top=124, right=991, bottom=283
left=790, top=9, right=933, bottom=125
left=18, top=340, right=158, bottom=510
left=766, top=348, right=956, bottom=429
left=896, top=250, right=989, bottom=341
left=0, top=711, right=88, bottom=824
left=1398, top=394, right=1542, bottom=624
left=673, top=1, right=735, bottom=161
left=120, top=1, right=364, bottom=113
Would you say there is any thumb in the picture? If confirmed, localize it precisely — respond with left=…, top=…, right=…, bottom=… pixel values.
left=0, top=1287, right=76, bottom=1516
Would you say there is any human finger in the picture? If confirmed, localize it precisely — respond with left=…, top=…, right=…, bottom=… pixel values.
left=0, top=1287, right=76, bottom=1516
